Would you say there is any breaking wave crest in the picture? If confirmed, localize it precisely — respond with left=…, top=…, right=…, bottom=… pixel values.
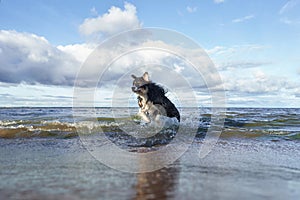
left=0, top=107, right=299, bottom=143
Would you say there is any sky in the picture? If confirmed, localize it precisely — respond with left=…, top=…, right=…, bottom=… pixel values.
left=0, top=0, right=300, bottom=107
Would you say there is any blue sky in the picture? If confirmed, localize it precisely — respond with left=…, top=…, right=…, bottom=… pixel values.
left=0, top=0, right=300, bottom=107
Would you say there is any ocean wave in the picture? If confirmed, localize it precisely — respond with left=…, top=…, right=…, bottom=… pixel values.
left=1, top=107, right=300, bottom=142
left=0, top=121, right=77, bottom=139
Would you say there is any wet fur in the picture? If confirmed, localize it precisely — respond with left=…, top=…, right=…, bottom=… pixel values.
left=131, top=72, right=180, bottom=124
left=138, top=83, right=180, bottom=122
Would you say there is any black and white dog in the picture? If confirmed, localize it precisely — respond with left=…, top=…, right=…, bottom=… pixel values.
left=131, top=72, right=180, bottom=126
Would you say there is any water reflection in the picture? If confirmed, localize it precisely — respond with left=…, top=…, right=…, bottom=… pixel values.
left=134, top=161, right=180, bottom=200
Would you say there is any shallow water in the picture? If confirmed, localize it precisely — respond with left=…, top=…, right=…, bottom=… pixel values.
left=0, top=107, right=299, bottom=199
left=0, top=138, right=299, bottom=200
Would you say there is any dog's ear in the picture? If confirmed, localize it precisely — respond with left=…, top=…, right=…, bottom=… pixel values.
left=131, top=74, right=137, bottom=79
left=143, top=72, right=150, bottom=82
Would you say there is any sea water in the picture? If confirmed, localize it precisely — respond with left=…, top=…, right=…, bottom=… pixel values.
left=0, top=107, right=299, bottom=199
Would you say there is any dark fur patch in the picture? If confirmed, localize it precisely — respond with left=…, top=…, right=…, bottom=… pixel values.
left=139, top=83, right=180, bottom=122
left=137, top=96, right=143, bottom=108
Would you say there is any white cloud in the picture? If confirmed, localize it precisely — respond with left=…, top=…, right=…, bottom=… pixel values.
left=214, top=0, right=225, bottom=4
left=186, top=6, right=197, bottom=13
left=79, top=2, right=141, bottom=37
left=232, top=15, right=255, bottom=23
left=207, top=44, right=266, bottom=56
left=253, top=69, right=267, bottom=82
left=217, top=61, right=270, bottom=71
left=73, top=38, right=216, bottom=90
left=279, top=0, right=299, bottom=14
left=90, top=7, right=98, bottom=16
left=206, top=46, right=226, bottom=55
left=0, top=83, right=74, bottom=107
left=0, top=29, right=215, bottom=93
left=207, top=44, right=270, bottom=71
left=174, top=63, right=184, bottom=73
left=0, top=3, right=217, bottom=95
left=57, top=43, right=95, bottom=62
left=205, top=43, right=300, bottom=107
left=280, top=18, right=300, bottom=25
left=0, top=30, right=79, bottom=86
left=223, top=69, right=294, bottom=94
left=279, top=0, right=300, bottom=25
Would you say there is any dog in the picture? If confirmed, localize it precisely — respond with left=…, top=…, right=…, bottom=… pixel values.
left=131, top=72, right=180, bottom=125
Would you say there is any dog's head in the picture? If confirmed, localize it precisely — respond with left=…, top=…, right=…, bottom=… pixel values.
left=131, top=72, right=151, bottom=93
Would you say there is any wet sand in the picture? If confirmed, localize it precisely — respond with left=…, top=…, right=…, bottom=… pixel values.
left=0, top=137, right=299, bottom=200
